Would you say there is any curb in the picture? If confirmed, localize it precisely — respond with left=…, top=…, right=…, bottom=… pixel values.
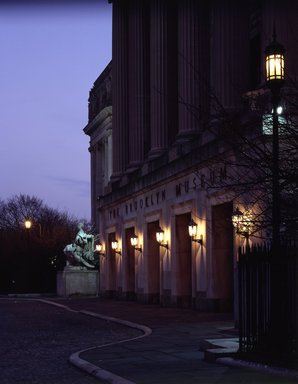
left=217, top=357, right=298, bottom=381
left=69, top=351, right=136, bottom=384
left=37, top=299, right=152, bottom=384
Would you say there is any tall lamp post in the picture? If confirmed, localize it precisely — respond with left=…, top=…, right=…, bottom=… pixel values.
left=264, top=27, right=286, bottom=355
left=264, top=26, right=285, bottom=253
left=24, top=219, right=32, bottom=245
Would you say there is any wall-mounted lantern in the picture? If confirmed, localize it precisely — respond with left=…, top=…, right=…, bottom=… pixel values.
left=130, top=233, right=142, bottom=252
left=111, top=240, right=121, bottom=255
left=156, top=227, right=168, bottom=249
left=232, top=207, right=253, bottom=238
left=188, top=219, right=203, bottom=245
left=95, top=241, right=105, bottom=257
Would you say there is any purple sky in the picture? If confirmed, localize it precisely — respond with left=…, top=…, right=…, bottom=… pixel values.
left=0, top=0, right=112, bottom=220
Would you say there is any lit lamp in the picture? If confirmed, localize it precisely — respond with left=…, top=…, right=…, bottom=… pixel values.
left=265, top=28, right=285, bottom=89
left=188, top=219, right=203, bottom=244
left=111, top=240, right=121, bottom=255
left=232, top=207, right=251, bottom=238
left=95, top=241, right=105, bottom=256
left=156, top=227, right=168, bottom=249
left=130, top=233, right=142, bottom=252
left=24, top=219, right=32, bottom=230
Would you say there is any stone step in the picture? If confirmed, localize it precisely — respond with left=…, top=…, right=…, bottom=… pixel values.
left=204, top=347, right=239, bottom=363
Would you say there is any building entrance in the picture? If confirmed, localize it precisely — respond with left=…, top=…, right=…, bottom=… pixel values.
left=211, top=202, right=234, bottom=312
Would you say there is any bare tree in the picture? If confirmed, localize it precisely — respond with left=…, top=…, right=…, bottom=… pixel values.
left=0, top=194, right=80, bottom=293
left=178, top=79, right=298, bottom=240
left=216, top=89, right=296, bottom=238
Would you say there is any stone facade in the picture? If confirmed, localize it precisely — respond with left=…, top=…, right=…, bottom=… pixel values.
left=84, top=62, right=112, bottom=229
left=84, top=0, right=298, bottom=315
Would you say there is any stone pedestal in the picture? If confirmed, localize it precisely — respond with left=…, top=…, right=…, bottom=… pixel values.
left=57, top=267, right=99, bottom=297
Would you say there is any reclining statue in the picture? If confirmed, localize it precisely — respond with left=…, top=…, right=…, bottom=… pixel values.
left=63, top=222, right=99, bottom=269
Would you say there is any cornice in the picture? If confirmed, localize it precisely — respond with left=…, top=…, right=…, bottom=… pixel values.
left=84, top=106, right=112, bottom=136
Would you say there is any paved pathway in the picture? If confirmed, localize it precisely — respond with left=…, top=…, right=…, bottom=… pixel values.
left=47, top=297, right=298, bottom=384
left=0, top=298, right=139, bottom=384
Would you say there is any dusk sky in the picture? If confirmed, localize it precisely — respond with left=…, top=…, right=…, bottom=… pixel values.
left=0, top=0, right=112, bottom=220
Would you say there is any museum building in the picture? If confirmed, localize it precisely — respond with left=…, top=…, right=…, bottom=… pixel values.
left=84, top=0, right=298, bottom=316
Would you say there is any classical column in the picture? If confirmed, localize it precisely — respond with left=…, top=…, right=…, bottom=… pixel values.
left=111, top=0, right=129, bottom=180
left=149, top=0, right=177, bottom=158
left=177, top=0, right=210, bottom=140
left=89, top=145, right=96, bottom=227
left=211, top=4, right=249, bottom=113
left=127, top=0, right=150, bottom=170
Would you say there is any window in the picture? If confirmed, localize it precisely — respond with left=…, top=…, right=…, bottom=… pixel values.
left=262, top=108, right=287, bottom=135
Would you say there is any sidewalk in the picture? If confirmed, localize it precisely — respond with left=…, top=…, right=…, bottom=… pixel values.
left=45, top=297, right=298, bottom=384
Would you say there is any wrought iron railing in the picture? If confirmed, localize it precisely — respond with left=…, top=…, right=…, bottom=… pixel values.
left=238, top=241, right=297, bottom=358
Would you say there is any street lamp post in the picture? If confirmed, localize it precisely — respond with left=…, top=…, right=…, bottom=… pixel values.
left=264, top=27, right=286, bottom=356
left=24, top=219, right=32, bottom=245
left=264, top=26, right=285, bottom=254
left=24, top=219, right=42, bottom=237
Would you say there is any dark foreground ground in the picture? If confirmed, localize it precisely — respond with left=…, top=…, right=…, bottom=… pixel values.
left=1, top=297, right=297, bottom=384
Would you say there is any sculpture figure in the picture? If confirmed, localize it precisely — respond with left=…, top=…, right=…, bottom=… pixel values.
left=63, top=223, right=99, bottom=269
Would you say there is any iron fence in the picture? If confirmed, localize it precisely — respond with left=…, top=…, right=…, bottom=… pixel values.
left=238, top=240, right=297, bottom=358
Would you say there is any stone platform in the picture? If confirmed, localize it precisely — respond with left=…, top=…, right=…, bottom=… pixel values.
left=57, top=267, right=99, bottom=297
